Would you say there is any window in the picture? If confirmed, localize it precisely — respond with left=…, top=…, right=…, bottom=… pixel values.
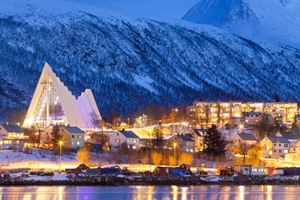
left=117, top=133, right=119, bottom=136
left=284, top=144, right=288, bottom=147
left=279, top=144, right=281, bottom=147
left=72, top=135, right=74, bottom=138
left=115, top=139, right=120, bottom=143
left=279, top=150, right=281, bottom=153
left=274, top=144, right=276, bottom=147
left=78, top=135, right=82, bottom=139
left=274, top=150, right=276, bottom=153
left=77, top=142, right=80, bottom=145
left=16, top=140, right=19, bottom=144
left=127, top=139, right=130, bottom=143
left=132, top=139, right=137, bottom=143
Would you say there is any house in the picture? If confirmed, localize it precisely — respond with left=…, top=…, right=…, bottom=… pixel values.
left=42, top=125, right=84, bottom=150
left=110, top=130, right=140, bottom=149
left=275, top=132, right=299, bottom=152
left=242, top=112, right=261, bottom=127
left=232, top=133, right=257, bottom=149
left=190, top=129, right=207, bottom=152
left=260, top=136, right=290, bottom=158
left=168, top=134, right=195, bottom=153
left=0, top=124, right=27, bottom=150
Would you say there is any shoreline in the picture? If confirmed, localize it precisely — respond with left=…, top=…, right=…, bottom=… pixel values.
left=1, top=174, right=299, bottom=186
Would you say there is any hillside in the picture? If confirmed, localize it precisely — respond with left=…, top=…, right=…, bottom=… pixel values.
left=182, top=0, right=300, bottom=49
left=0, top=3, right=300, bottom=121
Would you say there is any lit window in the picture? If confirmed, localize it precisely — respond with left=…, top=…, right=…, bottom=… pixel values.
left=115, top=139, right=120, bottom=143
left=132, top=139, right=137, bottom=143
left=127, top=139, right=130, bottom=143
left=77, top=142, right=80, bottom=145
left=16, top=140, right=19, bottom=144
left=284, top=150, right=288, bottom=154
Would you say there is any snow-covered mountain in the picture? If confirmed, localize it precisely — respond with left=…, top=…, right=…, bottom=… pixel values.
left=182, top=0, right=300, bottom=49
left=0, top=1, right=300, bottom=122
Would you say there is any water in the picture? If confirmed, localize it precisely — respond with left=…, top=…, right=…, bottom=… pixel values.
left=0, top=185, right=299, bottom=200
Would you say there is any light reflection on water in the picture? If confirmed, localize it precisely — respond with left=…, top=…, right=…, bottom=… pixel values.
left=1, top=185, right=300, bottom=200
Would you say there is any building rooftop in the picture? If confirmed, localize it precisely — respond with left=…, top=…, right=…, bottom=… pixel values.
left=1, top=124, right=24, bottom=133
left=279, top=132, right=300, bottom=140
left=177, top=134, right=194, bottom=142
left=238, top=133, right=257, bottom=141
left=58, top=125, right=84, bottom=134
left=120, top=131, right=140, bottom=139
left=192, top=129, right=207, bottom=136
left=268, top=136, right=290, bottom=143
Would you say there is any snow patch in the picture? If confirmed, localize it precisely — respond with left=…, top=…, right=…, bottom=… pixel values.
left=133, top=75, right=157, bottom=94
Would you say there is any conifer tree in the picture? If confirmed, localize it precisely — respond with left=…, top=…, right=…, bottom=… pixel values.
left=203, top=124, right=226, bottom=161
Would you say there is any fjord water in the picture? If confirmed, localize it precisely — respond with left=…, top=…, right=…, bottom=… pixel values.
left=1, top=185, right=299, bottom=200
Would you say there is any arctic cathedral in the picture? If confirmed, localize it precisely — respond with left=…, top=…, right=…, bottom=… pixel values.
left=23, top=63, right=102, bottom=130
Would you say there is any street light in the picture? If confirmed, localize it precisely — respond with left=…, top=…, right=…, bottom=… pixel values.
left=173, top=142, right=177, bottom=166
left=59, top=140, right=63, bottom=170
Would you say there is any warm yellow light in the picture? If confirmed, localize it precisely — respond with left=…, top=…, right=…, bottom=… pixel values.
left=173, top=142, right=177, bottom=148
left=59, top=141, right=63, bottom=146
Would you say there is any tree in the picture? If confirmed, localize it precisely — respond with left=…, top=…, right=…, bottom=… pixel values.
left=76, top=148, right=91, bottom=165
left=247, top=143, right=262, bottom=166
left=203, top=124, right=226, bottom=161
left=51, top=125, right=62, bottom=152
left=151, top=150, right=162, bottom=165
left=151, top=126, right=164, bottom=148
left=275, top=94, right=281, bottom=102
left=24, top=128, right=38, bottom=146
left=292, top=115, right=299, bottom=136
left=179, top=153, right=193, bottom=165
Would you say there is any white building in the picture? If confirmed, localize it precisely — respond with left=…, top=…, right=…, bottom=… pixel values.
left=0, top=124, right=27, bottom=150
left=110, top=130, right=140, bottom=149
left=43, top=125, right=85, bottom=150
left=23, top=62, right=102, bottom=130
left=260, top=136, right=290, bottom=158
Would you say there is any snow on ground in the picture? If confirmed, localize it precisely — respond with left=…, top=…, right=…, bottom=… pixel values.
left=182, top=0, right=300, bottom=48
left=0, top=149, right=78, bottom=169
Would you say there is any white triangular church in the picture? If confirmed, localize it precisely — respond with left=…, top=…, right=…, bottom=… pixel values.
left=23, top=62, right=102, bottom=130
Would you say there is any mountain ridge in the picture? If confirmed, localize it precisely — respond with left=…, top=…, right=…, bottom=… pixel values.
left=182, top=0, right=300, bottom=49
left=0, top=9, right=300, bottom=122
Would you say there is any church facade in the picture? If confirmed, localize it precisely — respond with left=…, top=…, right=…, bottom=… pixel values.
left=23, top=63, right=102, bottom=130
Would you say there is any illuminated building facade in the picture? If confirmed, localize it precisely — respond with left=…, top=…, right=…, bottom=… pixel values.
left=23, top=63, right=102, bottom=130
left=188, top=101, right=297, bottom=127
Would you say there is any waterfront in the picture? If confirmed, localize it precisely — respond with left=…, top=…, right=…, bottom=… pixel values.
left=1, top=185, right=300, bottom=200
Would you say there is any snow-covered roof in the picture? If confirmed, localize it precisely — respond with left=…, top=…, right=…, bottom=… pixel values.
left=237, top=133, right=257, bottom=141
left=1, top=124, right=24, bottom=133
left=58, top=125, right=84, bottom=134
left=120, top=131, right=139, bottom=139
left=268, top=136, right=290, bottom=144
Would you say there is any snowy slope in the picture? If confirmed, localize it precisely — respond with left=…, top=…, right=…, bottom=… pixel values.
left=182, top=0, right=300, bottom=49
left=0, top=1, right=300, bottom=122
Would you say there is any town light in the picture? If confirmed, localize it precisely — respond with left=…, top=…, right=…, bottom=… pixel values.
left=59, top=140, right=63, bottom=170
left=173, top=142, right=177, bottom=166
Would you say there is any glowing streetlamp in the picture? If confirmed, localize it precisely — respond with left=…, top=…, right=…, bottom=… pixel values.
left=59, top=140, right=63, bottom=170
left=173, top=142, right=177, bottom=166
